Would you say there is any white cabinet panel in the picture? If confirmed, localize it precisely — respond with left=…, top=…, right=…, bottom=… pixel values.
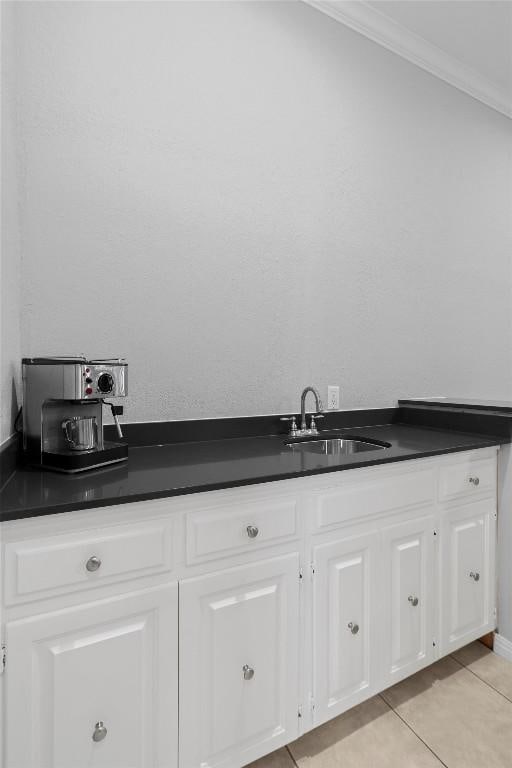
left=314, top=468, right=435, bottom=530
left=185, top=497, right=299, bottom=565
left=312, top=530, right=379, bottom=725
left=438, top=456, right=496, bottom=502
left=5, top=584, right=177, bottom=768
left=382, top=515, right=435, bottom=685
left=440, top=500, right=496, bottom=654
left=4, top=520, right=173, bottom=605
left=179, top=553, right=300, bottom=768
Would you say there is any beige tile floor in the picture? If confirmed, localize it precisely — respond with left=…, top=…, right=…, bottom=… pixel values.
left=248, top=641, right=512, bottom=768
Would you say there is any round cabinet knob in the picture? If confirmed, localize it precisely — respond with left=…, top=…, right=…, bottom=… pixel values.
left=347, top=622, right=359, bottom=635
left=92, top=721, right=107, bottom=742
left=246, top=525, right=259, bottom=539
left=470, top=571, right=480, bottom=581
left=408, top=595, right=419, bottom=607
left=86, top=556, right=101, bottom=573
left=469, top=476, right=480, bottom=486
left=243, top=664, right=255, bottom=680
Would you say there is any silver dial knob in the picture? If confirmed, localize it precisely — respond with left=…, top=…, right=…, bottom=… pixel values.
left=246, top=525, right=259, bottom=539
left=348, top=622, right=359, bottom=635
left=469, top=476, right=480, bottom=486
left=86, top=556, right=101, bottom=572
left=92, top=721, right=107, bottom=742
left=470, top=571, right=480, bottom=581
left=243, top=664, right=255, bottom=680
left=408, top=595, right=419, bottom=606
left=97, top=372, right=114, bottom=394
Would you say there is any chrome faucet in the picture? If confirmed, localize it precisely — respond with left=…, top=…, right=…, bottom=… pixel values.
left=281, top=386, right=325, bottom=437
left=300, top=386, right=324, bottom=432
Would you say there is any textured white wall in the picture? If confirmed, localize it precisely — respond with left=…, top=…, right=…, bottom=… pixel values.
left=10, top=1, right=512, bottom=423
left=1, top=2, right=21, bottom=444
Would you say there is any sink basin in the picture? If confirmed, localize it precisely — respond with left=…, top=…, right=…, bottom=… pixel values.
left=285, top=437, right=389, bottom=455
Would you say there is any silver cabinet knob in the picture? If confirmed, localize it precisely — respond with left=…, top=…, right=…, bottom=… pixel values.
left=469, top=476, right=480, bottom=486
left=470, top=571, right=480, bottom=581
left=347, top=622, right=359, bottom=635
left=408, top=595, right=419, bottom=606
left=243, top=664, right=255, bottom=680
left=86, top=556, right=101, bottom=572
left=92, top=721, right=107, bottom=742
left=246, top=525, right=259, bottom=539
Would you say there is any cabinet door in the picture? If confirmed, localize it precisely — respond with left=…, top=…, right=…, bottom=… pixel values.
left=312, top=530, right=379, bottom=726
left=5, top=584, right=178, bottom=768
left=179, top=553, right=300, bottom=768
left=440, top=500, right=496, bottom=655
left=381, top=515, right=434, bottom=686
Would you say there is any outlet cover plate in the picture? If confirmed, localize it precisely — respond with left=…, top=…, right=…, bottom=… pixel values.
left=327, top=385, right=339, bottom=410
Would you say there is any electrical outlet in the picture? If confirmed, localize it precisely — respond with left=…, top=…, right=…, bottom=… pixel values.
left=327, top=385, right=339, bottom=410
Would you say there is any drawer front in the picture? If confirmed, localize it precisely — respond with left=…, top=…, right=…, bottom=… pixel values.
left=438, top=457, right=496, bottom=503
left=185, top=497, right=299, bottom=564
left=4, top=520, right=173, bottom=604
left=313, top=468, right=435, bottom=530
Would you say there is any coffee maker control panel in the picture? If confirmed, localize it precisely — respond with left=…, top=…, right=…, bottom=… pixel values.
left=80, top=363, right=127, bottom=399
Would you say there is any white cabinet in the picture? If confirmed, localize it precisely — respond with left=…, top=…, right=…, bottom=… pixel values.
left=179, top=553, right=300, bottom=768
left=381, top=515, right=435, bottom=685
left=439, top=500, right=496, bottom=654
left=0, top=447, right=499, bottom=768
left=312, top=513, right=436, bottom=720
left=312, top=530, right=379, bottom=725
left=5, top=584, right=178, bottom=768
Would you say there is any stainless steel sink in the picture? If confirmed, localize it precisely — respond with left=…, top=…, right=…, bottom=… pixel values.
left=285, top=437, right=389, bottom=455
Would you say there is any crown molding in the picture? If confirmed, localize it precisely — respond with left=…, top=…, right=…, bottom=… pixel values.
left=303, top=0, right=512, bottom=119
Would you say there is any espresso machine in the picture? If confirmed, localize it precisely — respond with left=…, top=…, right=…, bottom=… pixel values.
left=22, top=356, right=128, bottom=472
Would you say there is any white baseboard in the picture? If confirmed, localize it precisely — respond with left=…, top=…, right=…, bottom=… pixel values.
left=494, top=633, right=512, bottom=662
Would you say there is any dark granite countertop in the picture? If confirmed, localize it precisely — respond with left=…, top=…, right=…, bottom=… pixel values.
left=0, top=418, right=506, bottom=522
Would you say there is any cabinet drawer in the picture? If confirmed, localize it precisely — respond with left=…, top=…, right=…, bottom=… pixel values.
left=438, top=456, right=496, bottom=503
left=185, top=496, right=299, bottom=564
left=4, top=520, right=173, bottom=604
left=313, top=468, right=435, bottom=530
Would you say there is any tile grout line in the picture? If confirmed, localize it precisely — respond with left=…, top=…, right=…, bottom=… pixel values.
left=284, top=648, right=512, bottom=768
left=450, top=653, right=512, bottom=706
left=378, top=693, right=450, bottom=768
left=285, top=744, right=300, bottom=767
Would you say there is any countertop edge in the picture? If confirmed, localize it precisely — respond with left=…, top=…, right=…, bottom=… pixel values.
left=1, top=437, right=501, bottom=523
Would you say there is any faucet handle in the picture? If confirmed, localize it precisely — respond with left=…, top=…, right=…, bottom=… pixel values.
left=280, top=416, right=298, bottom=437
left=310, top=414, right=324, bottom=433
